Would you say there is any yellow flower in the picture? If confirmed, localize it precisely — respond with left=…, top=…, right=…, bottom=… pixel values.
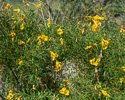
left=59, top=85, right=69, bottom=96
left=37, top=77, right=39, bottom=80
left=33, top=85, right=36, bottom=90
left=13, top=9, right=20, bottom=13
left=9, top=31, right=16, bottom=37
left=85, top=45, right=92, bottom=49
left=14, top=21, right=16, bottom=24
left=57, top=28, right=63, bottom=35
left=122, top=66, right=125, bottom=72
left=37, top=39, right=41, bottom=45
left=90, top=58, right=100, bottom=66
left=47, top=22, right=51, bottom=27
left=20, top=23, right=24, bottom=30
left=92, top=24, right=98, bottom=31
left=60, top=38, right=65, bottom=46
left=18, top=40, right=25, bottom=45
left=50, top=51, right=58, bottom=61
left=120, top=78, right=124, bottom=83
left=55, top=60, right=63, bottom=72
left=90, top=58, right=96, bottom=65
left=101, top=90, right=110, bottom=98
left=47, top=18, right=50, bottom=22
left=7, top=93, right=14, bottom=100
left=27, top=38, right=30, bottom=43
left=41, top=35, right=49, bottom=41
left=120, top=28, right=125, bottom=32
left=5, top=3, right=10, bottom=10
left=24, top=3, right=29, bottom=7
left=102, top=38, right=110, bottom=50
left=37, top=3, right=42, bottom=8
left=94, top=43, right=97, bottom=46
left=94, top=58, right=100, bottom=66
left=89, top=22, right=91, bottom=26
left=18, top=60, right=23, bottom=65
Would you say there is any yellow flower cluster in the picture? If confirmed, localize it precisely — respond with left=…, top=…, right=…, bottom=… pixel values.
left=101, top=38, right=110, bottom=50
left=50, top=51, right=58, bottom=61
left=59, top=85, right=69, bottom=96
left=90, top=58, right=100, bottom=67
left=55, top=60, right=63, bottom=72
left=122, top=66, right=125, bottom=72
left=9, top=30, right=16, bottom=41
left=7, top=90, right=14, bottom=100
left=2, top=3, right=10, bottom=11
left=47, top=18, right=51, bottom=27
left=37, top=34, right=50, bottom=45
left=101, top=90, right=110, bottom=98
left=92, top=15, right=104, bottom=31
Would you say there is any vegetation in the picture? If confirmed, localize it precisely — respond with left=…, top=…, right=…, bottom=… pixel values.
left=0, top=0, right=125, bottom=100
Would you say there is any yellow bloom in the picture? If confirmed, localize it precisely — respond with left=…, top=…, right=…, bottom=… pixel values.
left=60, top=38, right=65, bottom=46
left=90, top=58, right=100, bottom=66
left=5, top=3, right=10, bottom=10
left=9, top=31, right=16, bottom=37
left=94, top=58, right=100, bottom=66
left=102, top=38, right=110, bottom=50
left=101, top=90, right=110, bottom=98
left=47, top=18, right=50, bottom=22
left=90, top=58, right=96, bottom=65
left=24, top=3, right=29, bottom=7
left=57, top=28, right=63, bottom=35
left=122, top=66, right=125, bottom=72
left=27, top=38, right=30, bottom=43
left=120, top=78, right=124, bottom=83
left=41, top=35, right=49, bottom=41
left=94, top=43, right=97, bottom=46
left=47, top=22, right=51, bottom=27
left=120, top=28, right=125, bottom=32
left=37, top=3, right=42, bottom=8
left=89, top=22, right=91, bottom=26
left=92, top=24, right=98, bottom=31
left=59, top=85, right=69, bottom=96
left=13, top=9, right=20, bottom=13
left=18, top=40, right=25, bottom=45
left=18, top=60, right=23, bottom=65
left=7, top=93, right=14, bottom=100
left=37, top=77, right=39, bottom=80
left=55, top=60, right=63, bottom=72
left=33, top=85, right=36, bottom=90
left=14, top=21, right=16, bottom=24
left=37, top=39, right=41, bottom=45
left=50, top=51, right=58, bottom=61
left=20, top=23, right=24, bottom=30
left=85, top=45, right=92, bottom=49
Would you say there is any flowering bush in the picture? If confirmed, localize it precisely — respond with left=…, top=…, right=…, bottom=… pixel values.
left=0, top=1, right=125, bottom=100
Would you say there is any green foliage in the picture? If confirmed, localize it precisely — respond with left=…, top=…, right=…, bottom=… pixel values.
left=0, top=1, right=125, bottom=100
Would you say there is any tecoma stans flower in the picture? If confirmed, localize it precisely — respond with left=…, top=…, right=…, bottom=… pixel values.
left=101, top=38, right=110, bottom=50
left=50, top=51, right=58, bottom=61
left=101, top=90, right=110, bottom=98
left=57, top=28, right=63, bottom=35
left=59, top=85, right=69, bottom=96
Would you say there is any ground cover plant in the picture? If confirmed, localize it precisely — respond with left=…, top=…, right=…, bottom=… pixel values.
left=0, top=0, right=125, bottom=100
